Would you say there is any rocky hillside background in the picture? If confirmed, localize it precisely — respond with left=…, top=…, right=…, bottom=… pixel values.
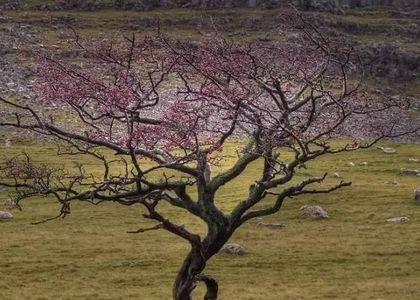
left=1, top=0, right=420, bottom=11
left=0, top=3, right=419, bottom=124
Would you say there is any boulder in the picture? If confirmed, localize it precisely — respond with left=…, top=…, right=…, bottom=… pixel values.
left=0, top=211, right=13, bottom=221
left=257, top=222, right=285, bottom=229
left=415, top=188, right=420, bottom=205
left=219, top=243, right=246, bottom=255
left=299, top=205, right=329, bottom=219
left=400, top=168, right=420, bottom=176
left=386, top=216, right=410, bottom=223
left=377, top=146, right=396, bottom=154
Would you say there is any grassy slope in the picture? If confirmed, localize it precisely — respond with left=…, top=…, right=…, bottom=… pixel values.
left=1, top=6, right=419, bottom=300
left=1, top=140, right=419, bottom=300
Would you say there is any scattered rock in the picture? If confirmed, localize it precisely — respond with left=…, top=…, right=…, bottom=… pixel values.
left=299, top=205, right=329, bottom=219
left=257, top=222, right=285, bottom=229
left=408, top=158, right=419, bottom=162
left=2, top=199, right=15, bottom=206
left=386, top=216, right=410, bottom=223
left=0, top=211, right=13, bottom=221
left=415, top=188, right=420, bottom=205
left=258, top=33, right=271, bottom=42
left=377, top=146, right=396, bottom=154
left=302, top=0, right=344, bottom=14
left=219, top=243, right=247, bottom=255
left=4, top=138, right=11, bottom=148
left=348, top=162, right=355, bottom=167
left=1, top=199, right=20, bottom=210
left=386, top=180, right=399, bottom=186
left=400, top=168, right=420, bottom=176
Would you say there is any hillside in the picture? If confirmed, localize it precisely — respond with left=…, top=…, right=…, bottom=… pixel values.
left=0, top=5, right=419, bottom=300
left=1, top=141, right=420, bottom=299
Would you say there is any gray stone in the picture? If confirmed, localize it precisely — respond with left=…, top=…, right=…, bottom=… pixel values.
left=377, top=146, right=396, bottom=154
left=386, top=216, right=410, bottom=223
left=0, top=211, right=13, bottom=221
left=219, top=243, right=246, bottom=255
left=301, top=0, right=344, bottom=14
left=1, top=199, right=19, bottom=210
left=400, top=168, right=420, bottom=176
left=299, top=205, right=329, bottom=219
left=386, top=180, right=399, bottom=186
left=4, top=138, right=11, bottom=148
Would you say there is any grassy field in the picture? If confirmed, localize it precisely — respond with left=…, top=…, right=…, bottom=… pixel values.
left=1, top=5, right=419, bottom=300
left=1, top=140, right=420, bottom=300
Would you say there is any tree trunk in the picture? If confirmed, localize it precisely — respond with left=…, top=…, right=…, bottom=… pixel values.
left=196, top=274, right=219, bottom=300
left=173, top=247, right=219, bottom=300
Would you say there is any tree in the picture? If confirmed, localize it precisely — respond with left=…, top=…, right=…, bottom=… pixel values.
left=0, top=17, right=418, bottom=300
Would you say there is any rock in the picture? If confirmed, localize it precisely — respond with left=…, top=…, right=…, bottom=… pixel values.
left=302, top=0, right=344, bottom=14
left=4, top=138, right=11, bottom=148
left=386, top=216, right=410, bottom=223
left=2, top=199, right=15, bottom=206
left=377, top=146, right=396, bottom=154
left=386, top=180, right=399, bottom=186
left=1, top=199, right=20, bottom=210
left=219, top=243, right=246, bottom=255
left=400, top=168, right=420, bottom=176
left=415, top=188, right=420, bottom=205
left=258, top=33, right=271, bottom=42
left=360, top=161, right=368, bottom=166
left=348, top=162, right=355, bottom=167
left=333, top=172, right=341, bottom=178
left=408, top=158, right=419, bottom=162
left=0, top=0, right=22, bottom=10
left=299, top=205, right=329, bottom=219
left=257, top=222, right=285, bottom=229
left=0, top=211, right=13, bottom=221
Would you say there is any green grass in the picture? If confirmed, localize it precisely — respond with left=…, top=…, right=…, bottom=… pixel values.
left=1, top=140, right=420, bottom=299
left=1, top=7, right=420, bottom=299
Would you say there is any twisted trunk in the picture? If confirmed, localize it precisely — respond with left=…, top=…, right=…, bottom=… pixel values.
left=172, top=246, right=219, bottom=300
left=173, top=227, right=230, bottom=300
left=173, top=247, right=205, bottom=300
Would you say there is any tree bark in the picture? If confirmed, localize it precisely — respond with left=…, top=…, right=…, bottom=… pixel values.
left=196, top=274, right=219, bottom=300
left=172, top=245, right=220, bottom=299
left=173, top=246, right=207, bottom=300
